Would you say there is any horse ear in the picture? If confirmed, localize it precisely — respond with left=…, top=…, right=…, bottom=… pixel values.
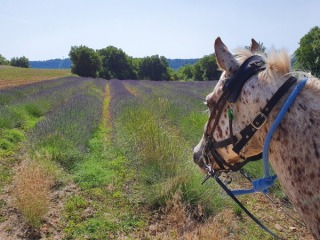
left=214, top=37, right=238, bottom=76
left=250, top=38, right=260, bottom=52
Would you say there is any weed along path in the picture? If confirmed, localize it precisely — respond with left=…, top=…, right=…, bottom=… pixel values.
left=0, top=78, right=313, bottom=239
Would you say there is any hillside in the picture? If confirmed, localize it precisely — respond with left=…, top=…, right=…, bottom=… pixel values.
left=30, top=58, right=199, bottom=70
left=29, top=58, right=72, bottom=69
left=166, top=58, right=199, bottom=69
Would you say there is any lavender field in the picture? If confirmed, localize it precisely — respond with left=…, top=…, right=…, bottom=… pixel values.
left=0, top=77, right=311, bottom=239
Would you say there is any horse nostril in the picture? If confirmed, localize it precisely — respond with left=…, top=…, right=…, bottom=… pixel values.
left=193, top=150, right=202, bottom=164
left=193, top=152, right=198, bottom=164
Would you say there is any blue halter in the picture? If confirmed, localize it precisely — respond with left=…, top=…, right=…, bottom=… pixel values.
left=232, top=79, right=307, bottom=196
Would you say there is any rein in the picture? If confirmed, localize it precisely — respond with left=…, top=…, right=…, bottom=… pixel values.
left=206, top=170, right=285, bottom=240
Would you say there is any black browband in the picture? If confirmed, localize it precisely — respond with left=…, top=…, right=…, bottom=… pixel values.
left=224, top=55, right=266, bottom=102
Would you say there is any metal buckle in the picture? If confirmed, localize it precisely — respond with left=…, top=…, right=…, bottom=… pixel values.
left=251, top=112, right=267, bottom=129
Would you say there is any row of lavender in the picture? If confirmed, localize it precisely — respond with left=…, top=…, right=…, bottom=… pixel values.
left=0, top=77, right=107, bottom=169
left=108, top=79, right=215, bottom=146
left=0, top=77, right=97, bottom=130
left=122, top=80, right=215, bottom=144
left=28, top=78, right=107, bottom=169
left=107, top=79, right=224, bottom=213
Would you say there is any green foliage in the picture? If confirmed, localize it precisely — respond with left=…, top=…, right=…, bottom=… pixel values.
left=0, top=54, right=9, bottom=65
left=181, top=64, right=193, bottom=80
left=67, top=44, right=221, bottom=81
left=73, top=133, right=116, bottom=189
left=177, top=54, right=220, bottom=81
left=98, top=46, right=136, bottom=79
left=0, top=128, right=24, bottom=156
left=69, top=45, right=101, bottom=78
left=294, top=26, right=320, bottom=77
left=138, top=55, right=169, bottom=80
left=116, top=97, right=226, bottom=214
left=0, top=104, right=43, bottom=130
left=37, top=134, right=83, bottom=170
left=198, top=54, right=220, bottom=80
left=65, top=121, right=146, bottom=239
left=10, top=56, right=29, bottom=68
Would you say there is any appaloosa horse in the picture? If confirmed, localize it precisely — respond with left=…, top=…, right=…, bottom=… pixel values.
left=193, top=37, right=320, bottom=239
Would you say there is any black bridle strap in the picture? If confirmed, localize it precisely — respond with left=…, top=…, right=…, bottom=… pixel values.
left=212, top=136, right=237, bottom=149
left=224, top=55, right=266, bottom=103
left=210, top=172, right=284, bottom=240
left=233, top=76, right=297, bottom=154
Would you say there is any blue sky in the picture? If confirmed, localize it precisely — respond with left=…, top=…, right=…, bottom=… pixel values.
left=1, top=0, right=319, bottom=61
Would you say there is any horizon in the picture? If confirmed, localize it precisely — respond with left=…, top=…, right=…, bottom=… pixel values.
left=1, top=0, right=319, bottom=61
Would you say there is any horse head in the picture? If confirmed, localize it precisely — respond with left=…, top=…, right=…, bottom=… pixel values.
left=193, top=37, right=274, bottom=174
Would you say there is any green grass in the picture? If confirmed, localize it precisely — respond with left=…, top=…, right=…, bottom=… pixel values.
left=115, top=97, right=228, bottom=215
left=64, top=122, right=146, bottom=239
left=0, top=103, right=45, bottom=191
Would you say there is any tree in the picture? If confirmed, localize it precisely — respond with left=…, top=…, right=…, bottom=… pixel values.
left=69, top=45, right=101, bottom=78
left=98, top=46, right=135, bottom=80
left=174, top=54, right=220, bottom=81
left=0, top=54, right=9, bottom=65
left=192, top=62, right=202, bottom=81
left=181, top=65, right=193, bottom=80
left=138, top=55, right=169, bottom=81
left=10, top=56, right=29, bottom=68
left=198, top=54, right=220, bottom=80
left=294, top=26, right=320, bottom=77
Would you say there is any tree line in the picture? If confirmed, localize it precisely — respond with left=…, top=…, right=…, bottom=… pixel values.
left=68, top=26, right=320, bottom=80
left=69, top=45, right=221, bottom=81
left=0, top=55, right=29, bottom=68
left=1, top=26, right=320, bottom=79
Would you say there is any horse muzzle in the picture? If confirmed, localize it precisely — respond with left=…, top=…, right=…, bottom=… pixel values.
left=193, top=140, right=206, bottom=170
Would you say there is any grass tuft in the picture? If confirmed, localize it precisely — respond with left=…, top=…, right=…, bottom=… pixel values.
left=13, top=160, right=54, bottom=228
left=116, top=97, right=227, bottom=215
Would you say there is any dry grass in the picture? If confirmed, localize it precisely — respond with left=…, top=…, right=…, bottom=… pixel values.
left=142, top=191, right=241, bottom=240
left=0, top=65, right=72, bottom=89
left=13, top=160, right=54, bottom=228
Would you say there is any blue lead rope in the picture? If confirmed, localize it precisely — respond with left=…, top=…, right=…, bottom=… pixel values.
left=232, top=79, right=307, bottom=196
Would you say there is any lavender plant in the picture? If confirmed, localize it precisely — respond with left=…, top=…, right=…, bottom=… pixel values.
left=111, top=80, right=225, bottom=214
left=29, top=79, right=106, bottom=169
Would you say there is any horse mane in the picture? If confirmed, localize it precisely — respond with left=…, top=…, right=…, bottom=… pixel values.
left=234, top=47, right=292, bottom=82
left=235, top=46, right=320, bottom=115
